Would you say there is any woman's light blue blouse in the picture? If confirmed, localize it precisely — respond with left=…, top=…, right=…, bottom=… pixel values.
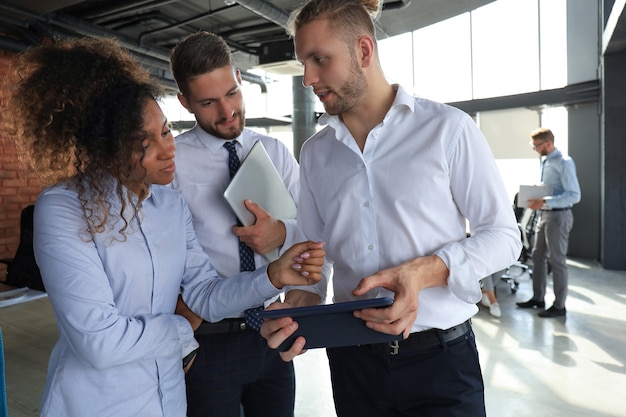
left=35, top=183, right=279, bottom=417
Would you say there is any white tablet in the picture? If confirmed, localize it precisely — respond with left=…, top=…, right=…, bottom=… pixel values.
left=223, top=141, right=297, bottom=260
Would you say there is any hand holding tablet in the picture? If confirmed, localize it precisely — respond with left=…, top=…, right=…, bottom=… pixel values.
left=257, top=297, right=403, bottom=352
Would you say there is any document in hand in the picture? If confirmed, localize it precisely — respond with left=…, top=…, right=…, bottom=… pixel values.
left=223, top=141, right=297, bottom=261
left=257, top=297, right=403, bottom=352
left=517, top=185, right=552, bottom=208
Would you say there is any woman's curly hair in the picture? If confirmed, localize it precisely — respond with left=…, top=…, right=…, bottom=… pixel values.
left=6, top=37, right=164, bottom=240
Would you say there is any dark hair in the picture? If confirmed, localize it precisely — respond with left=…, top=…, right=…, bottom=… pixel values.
left=75, top=82, right=164, bottom=237
left=287, top=0, right=381, bottom=44
left=169, top=31, right=234, bottom=97
left=6, top=37, right=163, bottom=240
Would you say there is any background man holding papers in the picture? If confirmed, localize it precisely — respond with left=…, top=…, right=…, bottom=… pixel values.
left=517, top=127, right=581, bottom=317
left=169, top=31, right=327, bottom=417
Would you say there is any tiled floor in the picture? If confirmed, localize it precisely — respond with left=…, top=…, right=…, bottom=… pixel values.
left=294, top=257, right=626, bottom=417
left=1, top=257, right=625, bottom=416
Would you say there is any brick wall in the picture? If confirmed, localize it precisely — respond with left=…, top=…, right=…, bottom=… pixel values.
left=0, top=48, right=42, bottom=279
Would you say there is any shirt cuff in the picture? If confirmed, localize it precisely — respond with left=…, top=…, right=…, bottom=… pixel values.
left=434, top=243, right=482, bottom=304
left=255, top=264, right=284, bottom=297
left=282, top=261, right=330, bottom=300
left=279, top=218, right=299, bottom=255
left=173, top=314, right=200, bottom=359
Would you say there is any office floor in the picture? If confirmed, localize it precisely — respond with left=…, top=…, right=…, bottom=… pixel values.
left=1, top=257, right=625, bottom=417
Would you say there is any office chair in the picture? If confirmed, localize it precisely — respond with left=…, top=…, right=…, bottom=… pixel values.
left=499, top=208, right=535, bottom=293
left=0, top=205, right=44, bottom=291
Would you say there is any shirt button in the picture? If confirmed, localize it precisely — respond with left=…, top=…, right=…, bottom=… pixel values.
left=364, top=201, right=370, bottom=207
left=367, top=244, right=374, bottom=251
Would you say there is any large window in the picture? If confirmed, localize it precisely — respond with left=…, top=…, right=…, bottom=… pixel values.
left=472, top=0, right=540, bottom=98
left=379, top=0, right=567, bottom=102
left=411, top=14, right=472, bottom=102
left=539, top=0, right=568, bottom=89
left=379, top=32, right=414, bottom=89
left=479, top=106, right=568, bottom=202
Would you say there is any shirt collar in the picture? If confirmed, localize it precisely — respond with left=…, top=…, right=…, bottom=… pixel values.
left=544, top=147, right=562, bottom=162
left=143, top=185, right=156, bottom=205
left=389, top=84, right=415, bottom=112
left=190, top=124, right=245, bottom=154
left=318, top=84, right=414, bottom=129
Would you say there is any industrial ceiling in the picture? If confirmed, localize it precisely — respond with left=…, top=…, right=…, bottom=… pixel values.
left=0, top=0, right=497, bottom=92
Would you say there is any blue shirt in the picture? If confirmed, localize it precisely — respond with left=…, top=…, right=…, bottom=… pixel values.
left=34, top=183, right=280, bottom=417
left=541, top=148, right=581, bottom=209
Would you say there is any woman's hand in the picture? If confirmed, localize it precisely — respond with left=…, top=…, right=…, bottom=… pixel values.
left=267, top=241, right=325, bottom=289
left=175, top=295, right=203, bottom=331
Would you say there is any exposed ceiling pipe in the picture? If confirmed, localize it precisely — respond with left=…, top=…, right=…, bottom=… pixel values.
left=49, top=11, right=173, bottom=62
left=0, top=13, right=27, bottom=29
left=0, top=2, right=173, bottom=62
left=137, top=4, right=238, bottom=45
left=234, top=0, right=390, bottom=39
left=52, top=17, right=267, bottom=92
left=106, top=11, right=167, bottom=31
left=0, top=14, right=40, bottom=47
left=220, top=22, right=277, bottom=39
left=80, top=0, right=179, bottom=23
left=0, top=2, right=269, bottom=94
left=382, top=0, right=411, bottom=11
left=234, top=0, right=290, bottom=29
left=241, top=72, right=267, bottom=93
left=0, top=37, right=30, bottom=52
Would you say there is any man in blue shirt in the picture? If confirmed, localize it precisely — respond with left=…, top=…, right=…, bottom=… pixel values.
left=517, top=127, right=581, bottom=317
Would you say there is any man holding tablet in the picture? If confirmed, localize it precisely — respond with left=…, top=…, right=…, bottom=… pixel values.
left=169, top=31, right=327, bottom=417
left=260, top=0, right=522, bottom=416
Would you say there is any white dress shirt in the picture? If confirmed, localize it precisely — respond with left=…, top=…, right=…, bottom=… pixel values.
left=35, top=183, right=280, bottom=417
left=172, top=126, right=326, bottom=308
left=298, top=85, right=522, bottom=332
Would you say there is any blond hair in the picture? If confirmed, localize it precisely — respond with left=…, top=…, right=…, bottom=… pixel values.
left=287, top=0, right=381, bottom=44
left=530, top=127, right=555, bottom=143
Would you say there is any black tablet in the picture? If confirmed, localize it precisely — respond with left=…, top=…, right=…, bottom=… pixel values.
left=257, top=297, right=403, bottom=352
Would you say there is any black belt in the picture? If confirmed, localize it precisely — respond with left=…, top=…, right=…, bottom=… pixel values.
left=195, top=318, right=249, bottom=335
left=542, top=207, right=571, bottom=212
left=367, top=319, right=471, bottom=355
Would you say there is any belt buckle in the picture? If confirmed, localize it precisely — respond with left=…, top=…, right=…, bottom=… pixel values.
left=389, top=340, right=400, bottom=355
